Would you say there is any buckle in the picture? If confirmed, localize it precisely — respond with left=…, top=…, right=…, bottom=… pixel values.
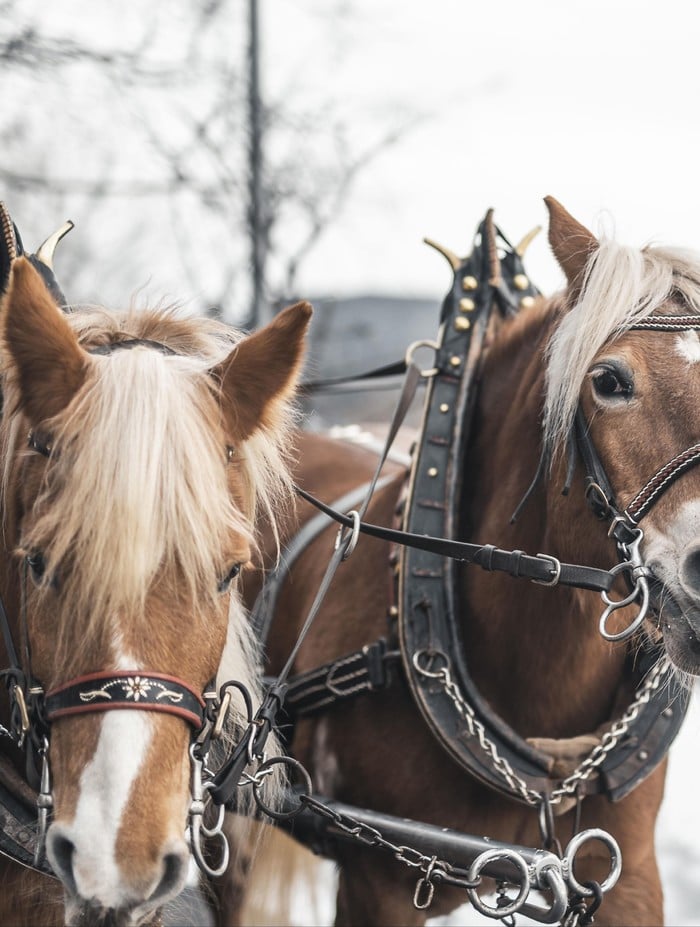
left=532, top=553, right=561, bottom=587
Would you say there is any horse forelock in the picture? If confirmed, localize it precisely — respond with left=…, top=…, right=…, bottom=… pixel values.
left=543, top=239, right=700, bottom=454
left=0, top=307, right=296, bottom=656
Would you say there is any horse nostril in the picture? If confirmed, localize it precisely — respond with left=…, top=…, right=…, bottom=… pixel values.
left=150, top=846, right=189, bottom=906
left=46, top=829, right=78, bottom=897
left=680, top=545, right=700, bottom=599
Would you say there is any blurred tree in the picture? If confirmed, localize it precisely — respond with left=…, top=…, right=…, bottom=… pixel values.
left=0, top=0, right=420, bottom=324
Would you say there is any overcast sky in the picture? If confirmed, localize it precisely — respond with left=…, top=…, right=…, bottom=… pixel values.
left=263, top=0, right=700, bottom=300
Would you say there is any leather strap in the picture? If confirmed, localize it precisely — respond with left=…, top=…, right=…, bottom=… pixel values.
left=296, top=487, right=615, bottom=594
left=282, top=640, right=400, bottom=717
left=45, top=671, right=205, bottom=728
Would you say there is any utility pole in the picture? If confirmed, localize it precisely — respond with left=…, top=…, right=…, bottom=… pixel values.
left=247, top=0, right=267, bottom=327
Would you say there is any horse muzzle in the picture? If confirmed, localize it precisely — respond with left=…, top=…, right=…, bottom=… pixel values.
left=48, top=825, right=190, bottom=927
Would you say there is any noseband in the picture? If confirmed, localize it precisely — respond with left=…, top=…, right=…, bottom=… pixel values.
left=574, top=314, right=700, bottom=640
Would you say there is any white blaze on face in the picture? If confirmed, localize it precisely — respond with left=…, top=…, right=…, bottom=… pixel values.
left=48, top=642, right=155, bottom=911
left=643, top=498, right=700, bottom=592
left=675, top=330, right=700, bottom=364
left=67, top=711, right=153, bottom=906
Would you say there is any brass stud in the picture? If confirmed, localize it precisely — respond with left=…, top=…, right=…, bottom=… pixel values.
left=459, top=297, right=475, bottom=313
left=388, top=605, right=399, bottom=618
left=454, top=317, right=471, bottom=332
left=427, top=467, right=438, bottom=478
left=439, top=403, right=449, bottom=413
left=462, top=275, right=478, bottom=291
left=449, top=355, right=462, bottom=367
left=519, top=295, right=536, bottom=310
left=513, top=273, right=529, bottom=291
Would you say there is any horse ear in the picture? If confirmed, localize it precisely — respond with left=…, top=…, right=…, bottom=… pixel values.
left=1, top=257, right=88, bottom=423
left=214, top=301, right=312, bottom=440
left=544, top=196, right=599, bottom=298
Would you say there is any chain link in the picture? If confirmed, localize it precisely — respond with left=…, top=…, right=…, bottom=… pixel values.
left=415, top=651, right=670, bottom=807
left=300, top=793, right=481, bottom=892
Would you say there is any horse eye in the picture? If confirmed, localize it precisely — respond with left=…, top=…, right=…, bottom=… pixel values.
left=26, top=551, right=47, bottom=585
left=591, top=366, right=633, bottom=400
left=217, top=563, right=241, bottom=593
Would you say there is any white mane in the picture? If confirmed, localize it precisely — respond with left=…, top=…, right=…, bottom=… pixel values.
left=543, top=239, right=700, bottom=453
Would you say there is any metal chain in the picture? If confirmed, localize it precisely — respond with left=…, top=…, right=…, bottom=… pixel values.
left=300, top=792, right=480, bottom=891
left=416, top=652, right=671, bottom=807
left=551, top=656, right=669, bottom=801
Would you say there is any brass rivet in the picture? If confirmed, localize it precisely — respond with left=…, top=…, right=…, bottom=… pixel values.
left=427, top=467, right=438, bottom=478
left=449, top=355, right=462, bottom=367
left=638, top=750, right=649, bottom=761
left=519, top=295, right=536, bottom=310
left=462, top=275, right=478, bottom=291
left=439, top=403, right=449, bottom=413
left=513, top=273, right=529, bottom=291
left=459, top=297, right=475, bottom=313
left=454, top=316, right=471, bottom=332
left=388, top=605, right=399, bottom=617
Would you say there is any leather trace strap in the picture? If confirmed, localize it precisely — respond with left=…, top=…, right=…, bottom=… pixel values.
left=45, top=671, right=206, bottom=728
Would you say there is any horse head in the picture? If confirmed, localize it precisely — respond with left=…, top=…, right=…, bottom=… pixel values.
left=0, top=256, right=311, bottom=924
left=544, top=196, right=700, bottom=676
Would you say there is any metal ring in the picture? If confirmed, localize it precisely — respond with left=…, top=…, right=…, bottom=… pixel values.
left=412, top=648, right=450, bottom=679
left=405, top=340, right=440, bottom=378
left=564, top=828, right=622, bottom=897
left=334, top=510, right=360, bottom=560
left=599, top=577, right=649, bottom=641
left=252, top=756, right=313, bottom=821
left=466, top=848, right=530, bottom=918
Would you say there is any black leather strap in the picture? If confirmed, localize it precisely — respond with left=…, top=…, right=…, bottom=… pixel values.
left=45, top=672, right=205, bottom=728
left=296, top=487, right=615, bottom=594
left=283, top=640, right=401, bottom=717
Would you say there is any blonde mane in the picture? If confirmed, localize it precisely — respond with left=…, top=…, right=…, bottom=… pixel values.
left=543, top=239, right=700, bottom=453
left=1, top=306, right=297, bottom=650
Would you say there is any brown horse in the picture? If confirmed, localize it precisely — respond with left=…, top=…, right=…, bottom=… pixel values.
left=0, top=241, right=311, bottom=926
left=236, top=198, right=700, bottom=927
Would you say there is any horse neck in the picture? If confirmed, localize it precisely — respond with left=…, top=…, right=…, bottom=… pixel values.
left=459, top=301, right=628, bottom=739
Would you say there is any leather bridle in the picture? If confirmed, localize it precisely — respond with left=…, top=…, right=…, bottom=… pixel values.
left=0, top=335, right=237, bottom=874
left=574, top=314, right=700, bottom=641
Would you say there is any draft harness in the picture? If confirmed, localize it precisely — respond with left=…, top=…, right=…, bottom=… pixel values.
left=0, top=205, right=696, bottom=924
